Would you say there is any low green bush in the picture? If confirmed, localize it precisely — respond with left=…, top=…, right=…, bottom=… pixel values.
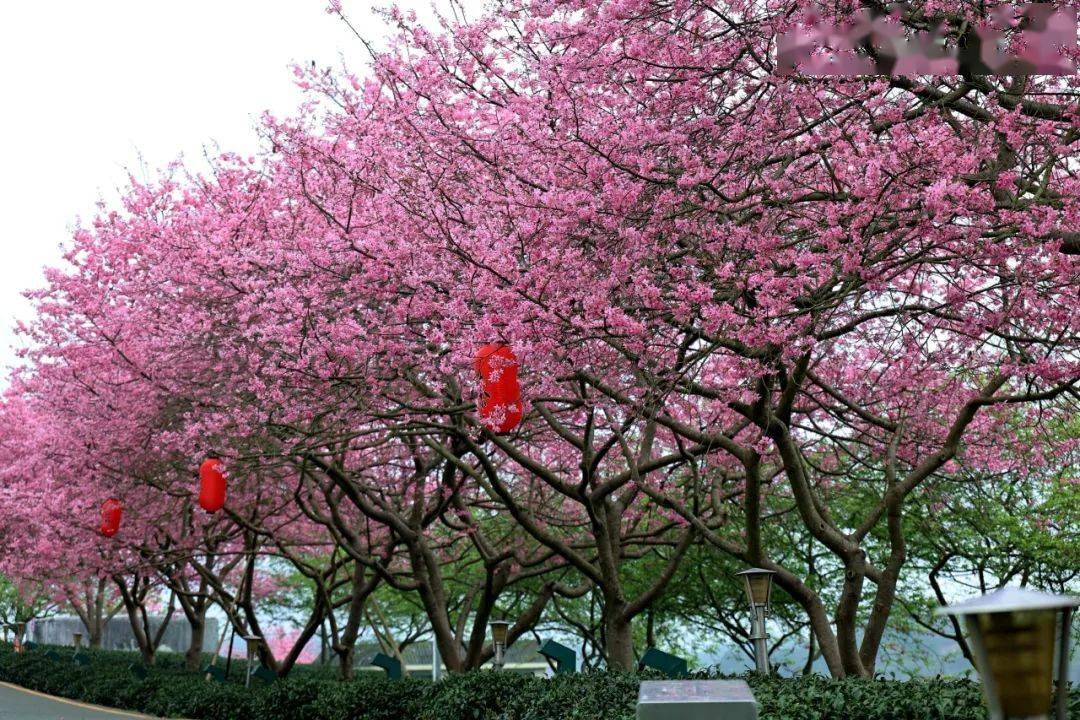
left=0, top=642, right=1076, bottom=719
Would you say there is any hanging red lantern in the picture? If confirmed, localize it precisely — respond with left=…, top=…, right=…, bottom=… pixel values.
left=474, top=343, right=522, bottom=433
left=199, top=458, right=226, bottom=513
left=100, top=498, right=123, bottom=538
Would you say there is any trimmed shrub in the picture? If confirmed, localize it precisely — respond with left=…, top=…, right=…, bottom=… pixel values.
left=0, top=642, right=1076, bottom=720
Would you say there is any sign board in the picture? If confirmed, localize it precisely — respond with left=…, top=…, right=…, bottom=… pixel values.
left=638, top=647, right=688, bottom=677
left=372, top=652, right=404, bottom=680
left=637, top=680, right=758, bottom=720
left=538, top=639, right=576, bottom=674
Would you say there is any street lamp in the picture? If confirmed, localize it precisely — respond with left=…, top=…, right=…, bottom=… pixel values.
left=937, top=587, right=1079, bottom=720
left=73, top=632, right=83, bottom=649
left=736, top=568, right=776, bottom=675
left=242, top=635, right=262, bottom=689
left=489, top=620, right=511, bottom=671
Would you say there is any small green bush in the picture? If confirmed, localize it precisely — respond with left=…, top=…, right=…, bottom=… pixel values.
left=0, top=642, right=1075, bottom=720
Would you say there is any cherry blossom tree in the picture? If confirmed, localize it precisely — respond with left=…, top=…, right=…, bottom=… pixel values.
left=0, top=0, right=1075, bottom=680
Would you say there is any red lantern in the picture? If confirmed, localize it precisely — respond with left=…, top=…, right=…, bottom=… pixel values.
left=474, top=343, right=522, bottom=433
left=199, top=458, right=226, bottom=513
left=100, top=498, right=123, bottom=538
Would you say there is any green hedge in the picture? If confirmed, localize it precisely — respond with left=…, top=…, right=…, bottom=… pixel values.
left=0, top=643, right=1076, bottom=720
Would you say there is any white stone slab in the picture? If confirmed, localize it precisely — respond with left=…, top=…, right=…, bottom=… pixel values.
left=637, top=680, right=758, bottom=720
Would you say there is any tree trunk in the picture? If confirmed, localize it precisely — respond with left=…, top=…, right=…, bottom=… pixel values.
left=69, top=578, right=114, bottom=650
left=835, top=552, right=870, bottom=677
left=122, top=598, right=158, bottom=667
left=335, top=571, right=369, bottom=680
left=336, top=645, right=356, bottom=680
left=802, top=628, right=816, bottom=676
left=114, top=576, right=174, bottom=667
left=604, top=605, right=635, bottom=671
left=185, top=615, right=206, bottom=671
left=91, top=578, right=107, bottom=649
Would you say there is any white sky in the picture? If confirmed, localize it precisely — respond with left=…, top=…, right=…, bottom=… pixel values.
left=0, top=0, right=481, bottom=379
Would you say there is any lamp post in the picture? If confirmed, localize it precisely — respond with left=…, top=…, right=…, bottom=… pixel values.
left=73, top=632, right=83, bottom=656
left=489, top=620, right=510, bottom=671
left=14, top=622, right=26, bottom=653
left=937, top=587, right=1079, bottom=720
left=736, top=568, right=776, bottom=675
left=242, top=635, right=262, bottom=689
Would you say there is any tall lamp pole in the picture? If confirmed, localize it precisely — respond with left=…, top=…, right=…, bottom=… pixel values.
left=938, top=587, right=1078, bottom=720
left=489, top=620, right=510, bottom=672
left=432, top=638, right=442, bottom=681
left=242, top=635, right=262, bottom=689
left=736, top=568, right=776, bottom=675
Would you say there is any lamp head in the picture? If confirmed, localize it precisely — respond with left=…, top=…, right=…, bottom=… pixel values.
left=489, top=620, right=510, bottom=646
left=938, top=587, right=1079, bottom=719
left=736, top=568, right=776, bottom=610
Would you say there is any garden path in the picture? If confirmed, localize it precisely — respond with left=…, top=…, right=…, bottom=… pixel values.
left=0, top=682, right=161, bottom=719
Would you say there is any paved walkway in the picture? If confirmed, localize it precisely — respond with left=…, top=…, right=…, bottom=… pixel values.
left=0, top=682, right=161, bottom=719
